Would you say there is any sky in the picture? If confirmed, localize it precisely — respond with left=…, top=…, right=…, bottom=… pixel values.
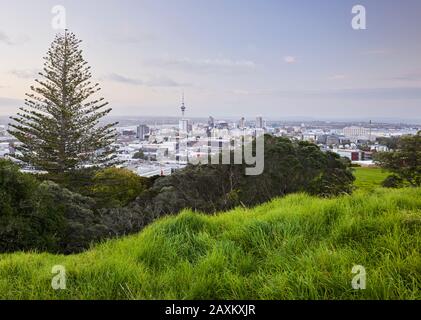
left=0, top=0, right=420, bottom=121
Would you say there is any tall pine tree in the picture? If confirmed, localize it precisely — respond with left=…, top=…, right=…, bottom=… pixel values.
left=8, top=30, right=118, bottom=174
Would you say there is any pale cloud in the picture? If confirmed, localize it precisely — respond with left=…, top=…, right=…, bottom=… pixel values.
left=0, top=97, right=21, bottom=116
left=0, top=31, right=29, bottom=45
left=102, top=73, right=186, bottom=87
left=329, top=74, right=346, bottom=80
left=145, top=76, right=187, bottom=87
left=393, top=71, right=421, bottom=82
left=361, top=49, right=389, bottom=55
left=231, top=89, right=251, bottom=95
left=283, top=56, right=297, bottom=64
left=153, top=57, right=257, bottom=73
left=0, top=31, right=13, bottom=45
left=224, top=87, right=421, bottom=100
left=9, top=69, right=41, bottom=79
left=0, top=96, right=20, bottom=106
left=107, top=31, right=156, bottom=44
left=103, top=73, right=143, bottom=85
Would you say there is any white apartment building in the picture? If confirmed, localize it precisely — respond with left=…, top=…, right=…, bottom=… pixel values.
left=343, top=126, right=370, bottom=138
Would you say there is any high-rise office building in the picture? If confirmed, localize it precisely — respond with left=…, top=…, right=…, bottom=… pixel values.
left=136, top=124, right=149, bottom=140
left=256, top=116, right=264, bottom=129
left=343, top=126, right=370, bottom=138
left=238, top=117, right=246, bottom=129
left=208, top=116, right=215, bottom=128
left=179, top=119, right=189, bottom=133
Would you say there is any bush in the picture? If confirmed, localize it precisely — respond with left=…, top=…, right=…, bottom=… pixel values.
left=137, top=136, right=355, bottom=215
left=374, top=131, right=420, bottom=187
left=133, top=150, right=146, bottom=160
left=0, top=136, right=356, bottom=254
left=98, top=205, right=154, bottom=238
left=34, top=181, right=104, bottom=253
left=382, top=175, right=404, bottom=188
left=37, top=168, right=97, bottom=196
left=0, top=161, right=152, bottom=254
left=0, top=160, right=62, bottom=252
left=91, top=167, right=148, bottom=207
left=0, top=161, right=102, bottom=254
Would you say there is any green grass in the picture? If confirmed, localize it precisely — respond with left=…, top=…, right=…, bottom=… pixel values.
left=0, top=187, right=420, bottom=300
left=353, top=167, right=390, bottom=191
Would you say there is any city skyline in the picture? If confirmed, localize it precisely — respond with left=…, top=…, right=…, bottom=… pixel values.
left=1, top=0, right=421, bottom=120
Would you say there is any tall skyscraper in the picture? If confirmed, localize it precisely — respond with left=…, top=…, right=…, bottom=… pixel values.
left=136, top=124, right=149, bottom=140
left=179, top=119, right=189, bottom=133
left=256, top=116, right=264, bottom=129
left=208, top=116, right=215, bottom=128
left=239, top=117, right=246, bottom=129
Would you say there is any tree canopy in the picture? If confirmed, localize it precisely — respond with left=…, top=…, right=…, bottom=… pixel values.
left=138, top=135, right=355, bottom=215
left=375, top=131, right=420, bottom=187
left=8, top=31, right=117, bottom=174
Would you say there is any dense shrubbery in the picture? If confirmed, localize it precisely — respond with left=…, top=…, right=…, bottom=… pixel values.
left=138, top=136, right=355, bottom=215
left=0, top=160, right=151, bottom=253
left=0, top=136, right=356, bottom=254
left=33, top=181, right=100, bottom=253
left=382, top=175, right=404, bottom=188
left=91, top=167, right=148, bottom=207
left=0, top=160, right=56, bottom=252
left=375, top=131, right=420, bottom=187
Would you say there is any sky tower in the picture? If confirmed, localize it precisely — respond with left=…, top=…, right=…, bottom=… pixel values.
left=180, top=92, right=186, bottom=118
left=179, top=92, right=190, bottom=133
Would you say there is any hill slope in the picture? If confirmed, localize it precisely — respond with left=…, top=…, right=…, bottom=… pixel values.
left=353, top=167, right=390, bottom=191
left=0, top=188, right=420, bottom=300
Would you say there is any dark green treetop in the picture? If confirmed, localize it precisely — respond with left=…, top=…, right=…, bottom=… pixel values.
left=8, top=30, right=118, bottom=174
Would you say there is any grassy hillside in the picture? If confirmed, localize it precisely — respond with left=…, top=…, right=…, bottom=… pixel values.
left=353, top=167, right=389, bottom=191
left=0, top=187, right=420, bottom=300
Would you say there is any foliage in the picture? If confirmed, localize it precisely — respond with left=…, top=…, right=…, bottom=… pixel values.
left=382, top=175, right=404, bottom=188
left=139, top=136, right=355, bottom=215
left=0, top=159, right=38, bottom=217
left=0, top=187, right=419, bottom=299
left=37, top=167, right=98, bottom=196
left=91, top=167, right=148, bottom=207
left=97, top=205, right=154, bottom=238
left=8, top=31, right=118, bottom=174
left=0, top=160, right=151, bottom=254
left=33, top=181, right=102, bottom=254
left=376, top=136, right=401, bottom=151
left=374, top=132, right=420, bottom=186
left=0, top=137, right=392, bottom=256
left=35, top=181, right=153, bottom=253
left=133, top=150, right=146, bottom=160
left=0, top=159, right=53, bottom=252
left=0, top=161, right=91, bottom=253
